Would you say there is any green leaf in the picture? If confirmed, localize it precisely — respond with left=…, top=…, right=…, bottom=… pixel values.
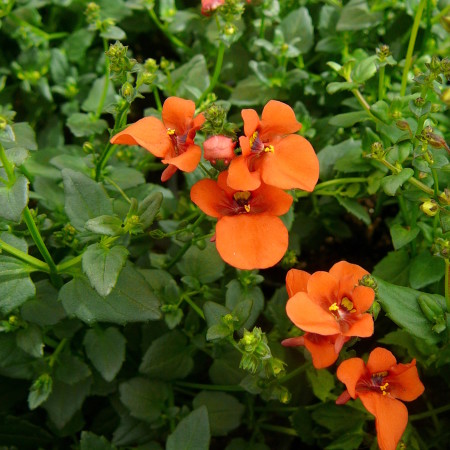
left=226, top=280, right=264, bottom=330
left=229, top=76, right=279, bottom=107
left=0, top=256, right=35, bottom=315
left=80, top=432, right=116, bottom=450
left=1, top=123, right=37, bottom=150
left=28, top=374, right=53, bottom=410
left=329, top=111, right=370, bottom=127
left=0, top=175, right=29, bottom=222
left=66, top=113, right=108, bottom=137
left=311, top=403, right=366, bottom=433
left=193, top=391, right=245, bottom=436
left=0, top=416, right=53, bottom=449
left=62, top=168, right=113, bottom=230
left=317, top=139, right=362, bottom=180
left=380, top=168, right=414, bottom=196
left=60, top=264, right=161, bottom=324
left=409, top=252, right=445, bottom=289
left=85, top=215, right=124, bottom=236
left=336, top=0, right=382, bottom=31
left=375, top=277, right=445, bottom=344
left=170, top=55, right=210, bottom=101
left=280, top=7, right=314, bottom=54
left=138, top=191, right=163, bottom=229
left=119, top=377, right=169, bottom=423
left=326, top=81, right=358, bottom=94
left=82, top=244, right=129, bottom=297
left=21, top=280, right=66, bottom=325
left=139, top=331, right=194, bottom=380
left=352, top=55, right=378, bottom=83
left=166, top=406, right=210, bottom=450
left=203, top=301, right=230, bottom=328
left=306, top=368, right=335, bottom=402
left=372, top=250, right=410, bottom=286
left=389, top=224, right=420, bottom=250
left=43, top=378, right=92, bottom=429
left=82, top=77, right=117, bottom=114
left=177, top=243, right=225, bottom=284
left=336, top=196, right=371, bottom=225
left=325, top=433, right=364, bottom=450
left=16, top=325, right=44, bottom=358
left=84, top=327, right=126, bottom=382
left=55, top=353, right=91, bottom=384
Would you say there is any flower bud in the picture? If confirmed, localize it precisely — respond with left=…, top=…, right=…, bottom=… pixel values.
left=420, top=199, right=438, bottom=217
left=203, top=135, right=236, bottom=169
left=201, top=0, right=225, bottom=16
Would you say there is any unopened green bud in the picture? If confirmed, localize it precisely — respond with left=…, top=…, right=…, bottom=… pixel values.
left=369, top=141, right=385, bottom=159
left=83, top=142, right=94, bottom=154
left=121, top=81, right=135, bottom=101
left=418, top=294, right=446, bottom=333
left=396, top=120, right=411, bottom=132
left=429, top=55, right=441, bottom=72
left=149, top=229, right=166, bottom=239
left=8, top=315, right=19, bottom=326
left=0, top=116, right=7, bottom=130
left=420, top=199, right=438, bottom=217
left=240, top=353, right=259, bottom=374
left=430, top=103, right=440, bottom=113
left=359, top=274, right=378, bottom=292
left=414, top=97, right=425, bottom=107
left=269, top=358, right=286, bottom=377
left=224, top=23, right=237, bottom=35
left=160, top=57, right=170, bottom=70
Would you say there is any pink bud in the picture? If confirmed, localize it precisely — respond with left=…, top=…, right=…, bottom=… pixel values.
left=203, top=135, right=236, bottom=165
left=201, top=0, right=225, bottom=15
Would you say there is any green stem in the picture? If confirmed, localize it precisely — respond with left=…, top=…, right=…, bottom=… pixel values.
left=351, top=89, right=381, bottom=123
left=23, top=207, right=58, bottom=276
left=431, top=5, right=450, bottom=24
left=410, top=403, right=450, bottom=421
left=378, top=65, right=385, bottom=101
left=181, top=293, right=205, bottom=320
left=198, top=161, right=216, bottom=178
left=197, top=42, right=226, bottom=106
left=48, top=338, right=68, bottom=368
left=258, top=424, right=298, bottom=437
left=148, top=8, right=192, bottom=53
left=400, top=0, right=427, bottom=96
left=56, top=253, right=83, bottom=273
left=0, top=142, right=15, bottom=182
left=104, top=176, right=131, bottom=204
left=175, top=381, right=244, bottom=392
left=278, top=363, right=310, bottom=384
left=153, top=86, right=162, bottom=111
left=445, top=259, right=450, bottom=313
left=95, top=39, right=111, bottom=119
left=0, top=238, right=49, bottom=272
left=165, top=241, right=192, bottom=270
left=315, top=177, right=367, bottom=191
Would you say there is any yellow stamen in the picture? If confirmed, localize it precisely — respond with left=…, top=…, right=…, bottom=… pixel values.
left=167, top=128, right=175, bottom=135
left=244, top=204, right=251, bottom=213
left=329, top=303, right=339, bottom=311
left=380, top=382, right=389, bottom=395
left=341, top=297, right=356, bottom=313
left=249, top=131, right=258, bottom=147
left=373, top=371, right=388, bottom=378
left=264, top=145, right=275, bottom=153
left=233, top=191, right=251, bottom=202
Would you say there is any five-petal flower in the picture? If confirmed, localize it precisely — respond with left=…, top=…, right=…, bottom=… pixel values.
left=190, top=171, right=293, bottom=269
left=336, top=347, right=425, bottom=450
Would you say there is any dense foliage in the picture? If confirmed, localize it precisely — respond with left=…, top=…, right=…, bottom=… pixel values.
left=0, top=0, right=449, bottom=449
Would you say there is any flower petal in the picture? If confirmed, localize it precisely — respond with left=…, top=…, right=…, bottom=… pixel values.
left=162, top=97, right=195, bottom=135
left=260, top=134, right=319, bottom=190
left=162, top=144, right=201, bottom=172
left=303, top=333, right=340, bottom=369
left=215, top=215, right=288, bottom=270
left=388, top=361, right=425, bottom=402
left=352, top=285, right=375, bottom=314
left=110, top=117, right=171, bottom=157
left=286, top=292, right=340, bottom=335
left=367, top=347, right=397, bottom=374
left=336, top=357, right=366, bottom=399
left=307, top=271, right=339, bottom=308
left=161, top=164, right=178, bottom=182
left=359, top=392, right=408, bottom=450
left=251, top=183, right=293, bottom=216
left=260, top=100, right=301, bottom=139
left=330, top=261, right=369, bottom=298
left=190, top=179, right=231, bottom=218
left=227, top=155, right=261, bottom=191
left=242, top=108, right=260, bottom=137
left=343, top=313, right=374, bottom=337
left=286, top=269, right=311, bottom=297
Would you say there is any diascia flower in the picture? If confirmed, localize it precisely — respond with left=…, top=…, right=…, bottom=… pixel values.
left=190, top=171, right=292, bottom=269
left=284, top=261, right=375, bottom=362
left=110, top=97, right=205, bottom=182
left=336, top=347, right=425, bottom=450
left=227, top=100, right=319, bottom=191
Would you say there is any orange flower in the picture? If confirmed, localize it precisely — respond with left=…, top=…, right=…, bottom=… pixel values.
left=227, top=100, right=319, bottom=191
left=190, top=171, right=292, bottom=269
left=285, top=261, right=375, bottom=345
left=110, top=97, right=205, bottom=181
left=336, top=347, right=425, bottom=450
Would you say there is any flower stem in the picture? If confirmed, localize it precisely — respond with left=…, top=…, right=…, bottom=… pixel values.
left=278, top=363, right=310, bottom=384
left=153, top=86, right=162, bottom=111
left=0, top=142, right=15, bottom=183
left=57, top=253, right=83, bottom=273
left=48, top=338, right=68, bottom=368
left=0, top=238, right=49, bottom=272
left=400, top=0, right=427, bottom=96
left=197, top=42, right=226, bottom=106
left=378, top=65, right=385, bottom=101
left=175, top=381, right=244, bottom=392
left=95, top=39, right=111, bottom=119
left=351, top=89, right=381, bottom=123
left=181, top=293, right=205, bottom=320
left=147, top=8, right=192, bottom=53
left=445, top=259, right=450, bottom=313
left=410, top=403, right=450, bottom=421
left=258, top=424, right=298, bottom=437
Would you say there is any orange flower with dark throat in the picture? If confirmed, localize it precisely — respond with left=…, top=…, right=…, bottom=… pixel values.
left=284, top=261, right=375, bottom=355
left=110, top=97, right=205, bottom=182
left=190, top=171, right=292, bottom=269
left=227, top=100, right=319, bottom=191
left=336, top=347, right=425, bottom=450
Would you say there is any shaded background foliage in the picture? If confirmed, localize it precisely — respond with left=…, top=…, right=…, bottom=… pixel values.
left=0, top=0, right=449, bottom=449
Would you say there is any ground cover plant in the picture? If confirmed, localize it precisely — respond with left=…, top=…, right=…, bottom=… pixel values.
left=0, top=0, right=449, bottom=449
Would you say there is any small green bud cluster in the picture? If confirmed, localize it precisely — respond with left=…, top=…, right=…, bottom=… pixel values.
left=433, top=237, right=450, bottom=259
left=376, top=44, right=391, bottom=61
left=366, top=141, right=386, bottom=160
left=202, top=104, right=237, bottom=139
left=53, top=223, right=78, bottom=248
left=106, top=41, right=136, bottom=77
left=0, top=315, right=24, bottom=333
